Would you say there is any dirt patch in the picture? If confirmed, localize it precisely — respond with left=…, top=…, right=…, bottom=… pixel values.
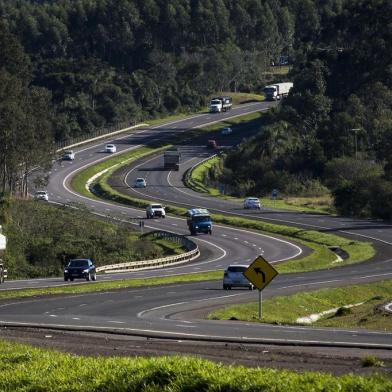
left=1, top=327, right=392, bottom=377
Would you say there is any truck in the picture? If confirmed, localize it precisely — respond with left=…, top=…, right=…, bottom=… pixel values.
left=186, top=208, right=212, bottom=235
left=263, top=82, right=293, bottom=101
left=0, top=225, right=7, bottom=284
left=209, top=96, right=232, bottom=113
left=163, top=148, right=181, bottom=171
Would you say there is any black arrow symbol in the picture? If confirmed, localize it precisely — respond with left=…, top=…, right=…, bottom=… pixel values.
left=254, top=267, right=266, bottom=283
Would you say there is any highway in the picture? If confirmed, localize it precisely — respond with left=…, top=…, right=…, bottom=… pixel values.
left=1, top=101, right=392, bottom=349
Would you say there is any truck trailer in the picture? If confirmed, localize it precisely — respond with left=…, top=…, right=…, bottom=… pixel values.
left=263, top=82, right=293, bottom=101
left=209, top=96, right=232, bottom=113
left=163, top=148, right=181, bottom=171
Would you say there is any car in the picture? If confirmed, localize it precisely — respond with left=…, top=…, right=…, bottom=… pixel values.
left=105, top=144, right=116, bottom=153
left=223, top=265, right=254, bottom=290
left=221, top=127, right=232, bottom=135
left=244, top=197, right=261, bottom=209
left=134, top=177, right=147, bottom=188
left=34, top=190, right=49, bottom=201
left=62, top=150, right=75, bottom=160
left=146, top=203, right=166, bottom=219
left=64, top=258, right=96, bottom=282
left=207, top=139, right=218, bottom=149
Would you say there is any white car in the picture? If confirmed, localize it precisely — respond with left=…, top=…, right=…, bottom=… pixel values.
left=221, top=127, right=232, bottom=135
left=34, top=190, right=49, bottom=201
left=223, top=265, right=254, bottom=290
left=63, top=150, right=75, bottom=160
left=134, top=178, right=147, bottom=188
left=105, top=144, right=116, bottom=153
left=244, top=197, right=261, bottom=209
left=146, top=203, right=166, bottom=219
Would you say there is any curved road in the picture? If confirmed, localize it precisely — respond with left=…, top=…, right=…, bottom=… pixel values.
left=1, top=102, right=392, bottom=349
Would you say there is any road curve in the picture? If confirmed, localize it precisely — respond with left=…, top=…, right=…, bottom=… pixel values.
left=1, top=102, right=392, bottom=349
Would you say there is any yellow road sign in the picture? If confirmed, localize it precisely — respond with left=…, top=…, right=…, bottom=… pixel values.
left=243, top=255, right=278, bottom=291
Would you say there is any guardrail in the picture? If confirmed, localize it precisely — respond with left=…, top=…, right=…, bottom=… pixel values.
left=96, top=231, right=199, bottom=274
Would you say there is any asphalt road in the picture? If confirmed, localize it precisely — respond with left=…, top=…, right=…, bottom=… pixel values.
left=1, top=101, right=392, bottom=349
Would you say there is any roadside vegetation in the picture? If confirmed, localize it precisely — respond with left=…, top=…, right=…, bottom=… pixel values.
left=188, top=155, right=334, bottom=214
left=0, top=340, right=390, bottom=392
left=0, top=199, right=186, bottom=279
left=209, top=280, right=392, bottom=332
left=0, top=271, right=222, bottom=301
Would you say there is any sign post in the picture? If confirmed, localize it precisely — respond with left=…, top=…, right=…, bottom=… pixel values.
left=243, top=255, right=279, bottom=320
left=139, top=220, right=144, bottom=235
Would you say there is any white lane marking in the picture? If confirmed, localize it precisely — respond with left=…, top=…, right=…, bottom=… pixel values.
left=72, top=318, right=80, bottom=320
left=4, top=320, right=392, bottom=348
left=108, top=321, right=126, bottom=324
left=175, top=324, right=196, bottom=328
left=137, top=293, right=246, bottom=318
left=49, top=315, right=57, bottom=317
left=79, top=304, right=87, bottom=307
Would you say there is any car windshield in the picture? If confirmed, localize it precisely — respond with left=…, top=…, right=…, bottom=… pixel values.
left=227, top=266, right=247, bottom=273
left=136, top=179, right=144, bottom=183
left=36, top=191, right=46, bottom=195
left=151, top=205, right=162, bottom=209
left=211, top=100, right=221, bottom=105
left=68, top=259, right=89, bottom=268
left=264, top=87, right=276, bottom=93
left=107, top=145, right=113, bottom=148
left=193, top=215, right=210, bottom=223
left=65, top=151, right=72, bottom=154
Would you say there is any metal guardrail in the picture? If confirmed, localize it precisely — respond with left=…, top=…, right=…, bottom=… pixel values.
left=96, top=231, right=199, bottom=274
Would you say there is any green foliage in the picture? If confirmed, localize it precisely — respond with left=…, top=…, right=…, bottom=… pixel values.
left=0, top=340, right=390, bottom=391
left=0, top=199, right=179, bottom=279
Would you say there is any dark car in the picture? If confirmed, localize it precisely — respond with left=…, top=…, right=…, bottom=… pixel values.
left=64, top=259, right=97, bottom=282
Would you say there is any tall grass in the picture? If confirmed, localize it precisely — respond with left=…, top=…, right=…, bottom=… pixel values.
left=0, top=340, right=390, bottom=391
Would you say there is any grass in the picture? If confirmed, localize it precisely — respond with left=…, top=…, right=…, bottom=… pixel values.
left=188, top=154, right=335, bottom=214
left=0, top=340, right=390, bottom=391
left=209, top=280, right=392, bottom=331
left=0, top=271, right=222, bottom=301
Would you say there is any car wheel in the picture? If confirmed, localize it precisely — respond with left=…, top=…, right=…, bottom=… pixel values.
left=86, top=273, right=91, bottom=281
left=249, top=285, right=254, bottom=290
left=209, top=230, right=212, bottom=235
left=228, top=285, right=232, bottom=290
left=64, top=277, right=68, bottom=282
left=92, top=273, right=97, bottom=281
left=162, top=215, right=165, bottom=218
left=70, top=277, right=74, bottom=282
left=223, top=285, right=227, bottom=290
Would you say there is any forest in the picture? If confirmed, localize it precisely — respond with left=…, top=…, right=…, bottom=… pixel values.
left=0, top=0, right=391, bottom=219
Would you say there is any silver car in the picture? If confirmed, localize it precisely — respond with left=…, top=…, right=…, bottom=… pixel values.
left=34, top=190, right=49, bottom=201
left=244, top=197, right=261, bottom=209
left=223, top=265, right=254, bottom=290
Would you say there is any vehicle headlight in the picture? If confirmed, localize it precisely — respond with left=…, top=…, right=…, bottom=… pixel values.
left=64, top=269, right=68, bottom=273
left=83, top=269, right=89, bottom=273
left=207, top=225, right=211, bottom=228
left=195, top=225, right=199, bottom=229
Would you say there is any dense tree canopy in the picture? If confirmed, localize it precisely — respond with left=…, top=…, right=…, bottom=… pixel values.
left=0, top=0, right=390, bottom=218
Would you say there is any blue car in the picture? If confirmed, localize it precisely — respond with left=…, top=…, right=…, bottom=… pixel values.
left=64, top=259, right=97, bottom=282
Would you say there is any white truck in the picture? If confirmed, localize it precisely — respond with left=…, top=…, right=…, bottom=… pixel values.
left=263, top=82, right=293, bottom=101
left=209, top=96, right=232, bottom=113
left=0, top=225, right=7, bottom=284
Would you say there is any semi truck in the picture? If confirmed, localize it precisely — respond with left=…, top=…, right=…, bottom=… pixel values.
left=263, top=82, right=293, bottom=101
left=209, top=96, right=232, bottom=113
left=0, top=225, right=7, bottom=284
left=186, top=208, right=212, bottom=235
left=163, top=148, right=181, bottom=171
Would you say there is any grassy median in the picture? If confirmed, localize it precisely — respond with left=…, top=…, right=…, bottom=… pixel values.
left=209, top=280, right=392, bottom=331
left=0, top=339, right=390, bottom=391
